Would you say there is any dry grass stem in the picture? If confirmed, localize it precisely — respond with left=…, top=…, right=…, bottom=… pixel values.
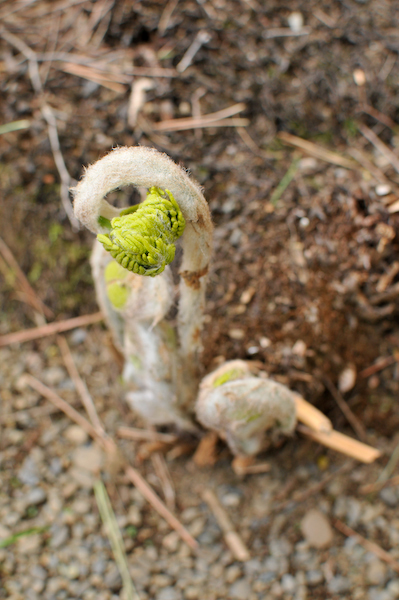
left=0, top=236, right=54, bottom=319
left=348, top=148, right=394, bottom=186
left=359, top=355, right=397, bottom=378
left=158, top=0, right=180, bottom=35
left=0, top=311, right=104, bottom=347
left=360, top=473, right=399, bottom=495
left=277, top=131, right=356, bottom=168
left=153, top=103, right=246, bottom=131
left=117, top=427, right=178, bottom=444
left=23, top=374, right=101, bottom=441
left=57, top=335, right=106, bottom=436
left=277, top=463, right=353, bottom=510
left=361, top=105, right=397, bottom=130
left=263, top=27, right=311, bottom=39
left=125, top=465, right=198, bottom=551
left=61, top=62, right=126, bottom=93
left=193, top=432, right=219, bottom=467
left=297, top=425, right=381, bottom=463
left=232, top=456, right=270, bottom=476
left=23, top=375, right=198, bottom=551
left=293, top=394, right=332, bottom=433
left=358, top=123, right=399, bottom=174
left=202, top=489, right=250, bottom=562
left=334, top=519, right=399, bottom=574
left=322, top=376, right=367, bottom=441
left=0, top=29, right=78, bottom=228
left=151, top=452, right=176, bottom=511
left=94, top=480, right=140, bottom=600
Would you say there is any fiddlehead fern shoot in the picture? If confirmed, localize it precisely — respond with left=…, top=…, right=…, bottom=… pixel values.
left=97, top=187, right=185, bottom=276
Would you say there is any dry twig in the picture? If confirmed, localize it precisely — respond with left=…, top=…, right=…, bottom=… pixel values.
left=23, top=375, right=198, bottom=551
left=153, top=103, right=246, bottom=131
left=57, top=335, right=106, bottom=436
left=297, top=425, right=381, bottom=463
left=151, top=452, right=176, bottom=511
left=359, top=355, right=398, bottom=379
left=117, top=426, right=178, bottom=444
left=0, top=29, right=78, bottom=228
left=358, top=123, right=399, bottom=175
left=293, top=394, right=332, bottom=433
left=322, top=376, right=367, bottom=442
left=0, top=311, right=104, bottom=347
left=0, top=236, right=53, bottom=320
left=202, top=488, right=250, bottom=562
left=334, top=519, right=399, bottom=573
left=277, top=132, right=356, bottom=169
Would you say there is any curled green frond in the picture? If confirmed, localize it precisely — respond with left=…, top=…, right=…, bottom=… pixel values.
left=97, top=187, right=185, bottom=277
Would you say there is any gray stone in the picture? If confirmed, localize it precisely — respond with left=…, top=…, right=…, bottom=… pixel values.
left=42, top=366, right=66, bottom=386
left=380, top=488, right=398, bottom=508
left=18, top=456, right=40, bottom=486
left=368, top=589, right=392, bottom=600
left=269, top=537, right=293, bottom=557
left=366, top=559, right=387, bottom=586
left=72, top=444, right=104, bottom=472
left=155, top=587, right=182, bottom=600
left=306, top=570, right=324, bottom=586
left=301, top=509, right=333, bottom=548
left=26, top=487, right=47, bottom=506
left=281, top=573, right=296, bottom=592
left=229, top=579, right=251, bottom=600
left=105, top=566, right=122, bottom=591
left=387, top=579, right=399, bottom=598
left=327, top=576, right=351, bottom=594
left=50, top=525, right=69, bottom=548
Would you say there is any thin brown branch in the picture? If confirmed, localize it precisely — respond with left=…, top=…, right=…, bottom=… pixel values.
left=151, top=452, right=176, bottom=512
left=359, top=355, right=397, bottom=378
left=0, top=236, right=53, bottom=319
left=0, top=311, right=104, bottom=347
left=334, top=519, right=399, bottom=573
left=22, top=374, right=101, bottom=441
left=360, top=473, right=399, bottom=495
left=322, top=376, right=367, bottom=441
left=0, top=29, right=78, bottom=228
left=153, top=103, right=246, bottom=131
left=361, top=105, right=397, bottom=130
left=57, top=335, right=105, bottom=436
left=358, top=123, right=399, bottom=174
left=117, top=426, right=178, bottom=444
left=23, top=375, right=198, bottom=551
left=293, top=393, right=332, bottom=433
left=277, top=132, right=356, bottom=169
left=202, top=489, right=250, bottom=562
left=277, top=463, right=353, bottom=510
left=297, top=425, right=381, bottom=463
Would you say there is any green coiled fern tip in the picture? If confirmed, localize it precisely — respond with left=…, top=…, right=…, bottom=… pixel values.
left=97, top=187, right=186, bottom=277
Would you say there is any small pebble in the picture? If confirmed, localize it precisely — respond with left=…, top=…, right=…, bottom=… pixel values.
left=366, top=559, right=387, bottom=586
left=26, top=487, right=47, bottom=506
left=287, top=11, right=303, bottom=32
left=229, top=328, right=245, bottom=340
left=301, top=509, right=333, bottom=548
left=64, top=425, right=89, bottom=445
left=338, top=364, right=357, bottom=393
left=229, top=578, right=251, bottom=600
left=375, top=184, right=392, bottom=196
left=72, top=444, right=104, bottom=473
left=156, top=587, right=182, bottom=600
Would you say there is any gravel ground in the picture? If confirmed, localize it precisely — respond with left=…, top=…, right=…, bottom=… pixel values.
left=1, top=332, right=399, bottom=600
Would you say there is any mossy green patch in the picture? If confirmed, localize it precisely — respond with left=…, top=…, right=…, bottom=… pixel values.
left=213, top=368, right=245, bottom=388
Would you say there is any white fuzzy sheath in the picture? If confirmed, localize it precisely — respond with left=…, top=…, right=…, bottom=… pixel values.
left=196, top=360, right=297, bottom=456
left=73, top=146, right=213, bottom=418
